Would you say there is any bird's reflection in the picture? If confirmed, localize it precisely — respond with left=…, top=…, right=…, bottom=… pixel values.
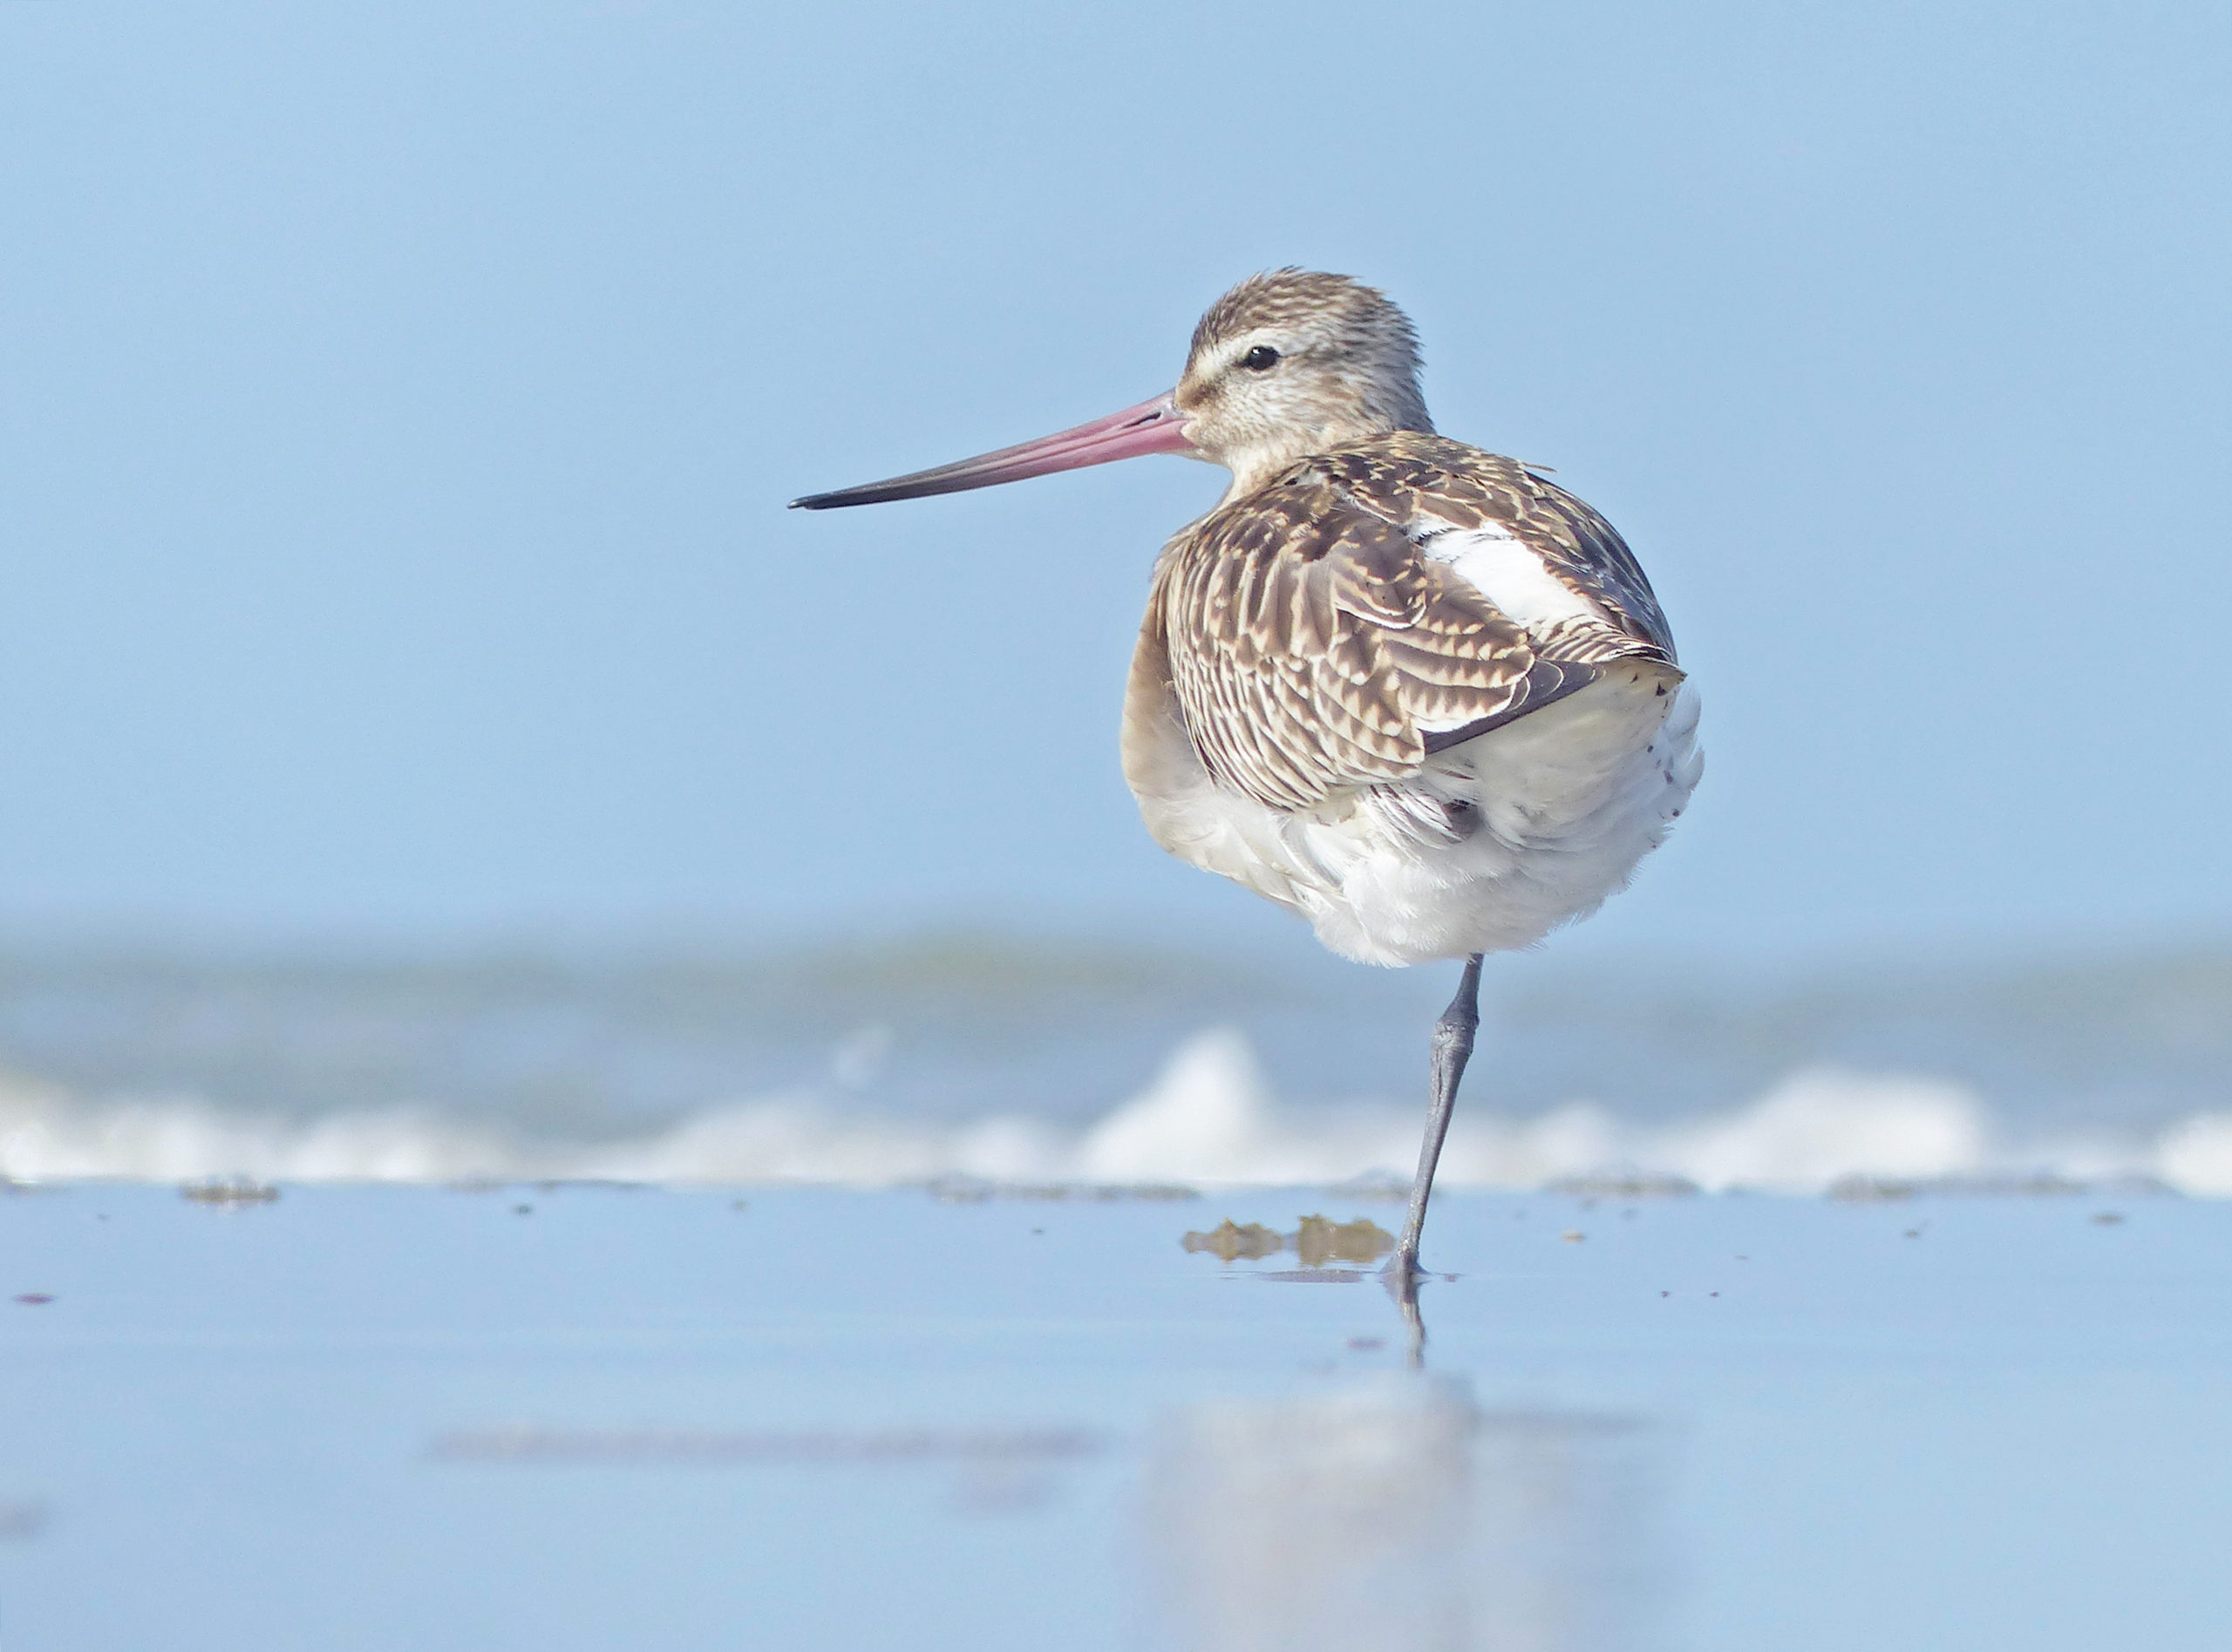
left=1144, top=1377, right=1660, bottom=1652
left=1389, top=1267, right=1432, bottom=1370
left=1181, top=1214, right=1444, bottom=1364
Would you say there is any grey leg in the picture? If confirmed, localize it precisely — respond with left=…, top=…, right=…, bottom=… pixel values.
left=1391, top=953, right=1483, bottom=1295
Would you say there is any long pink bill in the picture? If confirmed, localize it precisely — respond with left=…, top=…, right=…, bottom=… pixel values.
left=789, top=391, right=1193, bottom=510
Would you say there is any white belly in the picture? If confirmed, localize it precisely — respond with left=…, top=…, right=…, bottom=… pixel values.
left=1126, top=663, right=1703, bottom=967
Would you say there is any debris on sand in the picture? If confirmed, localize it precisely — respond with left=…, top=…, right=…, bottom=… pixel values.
left=1183, top=1220, right=1283, bottom=1261
left=1182, top=1215, right=1394, bottom=1268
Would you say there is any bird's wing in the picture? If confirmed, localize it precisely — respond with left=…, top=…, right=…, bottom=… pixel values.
left=1152, top=474, right=1616, bottom=814
left=1306, top=432, right=1678, bottom=661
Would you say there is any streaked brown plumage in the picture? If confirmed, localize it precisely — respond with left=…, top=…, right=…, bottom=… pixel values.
left=1139, top=430, right=1673, bottom=818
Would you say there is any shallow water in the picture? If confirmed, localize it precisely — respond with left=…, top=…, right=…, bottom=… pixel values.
left=0, top=1182, right=2226, bottom=1649
left=3, top=936, right=2230, bottom=1193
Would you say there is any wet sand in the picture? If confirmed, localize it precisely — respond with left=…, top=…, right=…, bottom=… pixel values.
left=0, top=1181, right=2227, bottom=1649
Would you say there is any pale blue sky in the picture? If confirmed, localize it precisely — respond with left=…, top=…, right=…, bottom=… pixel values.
left=2, top=1, right=2228, bottom=960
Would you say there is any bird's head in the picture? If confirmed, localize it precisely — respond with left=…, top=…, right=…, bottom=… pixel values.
left=790, top=270, right=1432, bottom=512
left=1174, top=269, right=1432, bottom=493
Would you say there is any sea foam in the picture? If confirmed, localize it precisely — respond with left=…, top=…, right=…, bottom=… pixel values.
left=2, top=1028, right=2227, bottom=1193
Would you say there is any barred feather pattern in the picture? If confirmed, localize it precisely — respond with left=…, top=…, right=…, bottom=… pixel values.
left=1147, top=432, right=1675, bottom=817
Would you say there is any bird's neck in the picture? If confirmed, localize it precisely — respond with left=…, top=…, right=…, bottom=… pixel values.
left=1218, top=411, right=1433, bottom=500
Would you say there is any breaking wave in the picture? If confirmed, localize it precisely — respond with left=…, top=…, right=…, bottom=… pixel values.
left=3, top=1028, right=2229, bottom=1195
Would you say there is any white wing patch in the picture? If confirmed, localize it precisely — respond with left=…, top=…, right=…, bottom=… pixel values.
left=1420, top=524, right=1606, bottom=638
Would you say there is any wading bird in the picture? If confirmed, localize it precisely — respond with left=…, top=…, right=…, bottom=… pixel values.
left=793, top=271, right=1701, bottom=1295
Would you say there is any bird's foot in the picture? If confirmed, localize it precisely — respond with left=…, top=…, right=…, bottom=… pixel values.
left=1379, top=1247, right=1426, bottom=1307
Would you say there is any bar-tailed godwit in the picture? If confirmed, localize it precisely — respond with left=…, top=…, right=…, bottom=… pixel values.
left=794, top=270, right=1703, bottom=1295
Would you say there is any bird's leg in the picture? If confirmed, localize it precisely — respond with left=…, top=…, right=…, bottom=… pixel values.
left=1391, top=953, right=1483, bottom=1294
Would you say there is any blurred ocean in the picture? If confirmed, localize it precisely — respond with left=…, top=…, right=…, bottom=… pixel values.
left=0, top=930, right=2227, bottom=1193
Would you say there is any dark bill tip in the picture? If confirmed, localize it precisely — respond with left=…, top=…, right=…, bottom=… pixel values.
left=787, top=480, right=963, bottom=511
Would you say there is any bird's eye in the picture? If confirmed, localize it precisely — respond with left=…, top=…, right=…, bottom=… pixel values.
left=1241, top=344, right=1281, bottom=371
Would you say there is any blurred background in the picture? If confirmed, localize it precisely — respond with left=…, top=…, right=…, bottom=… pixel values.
left=1, top=0, right=2227, bottom=1184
